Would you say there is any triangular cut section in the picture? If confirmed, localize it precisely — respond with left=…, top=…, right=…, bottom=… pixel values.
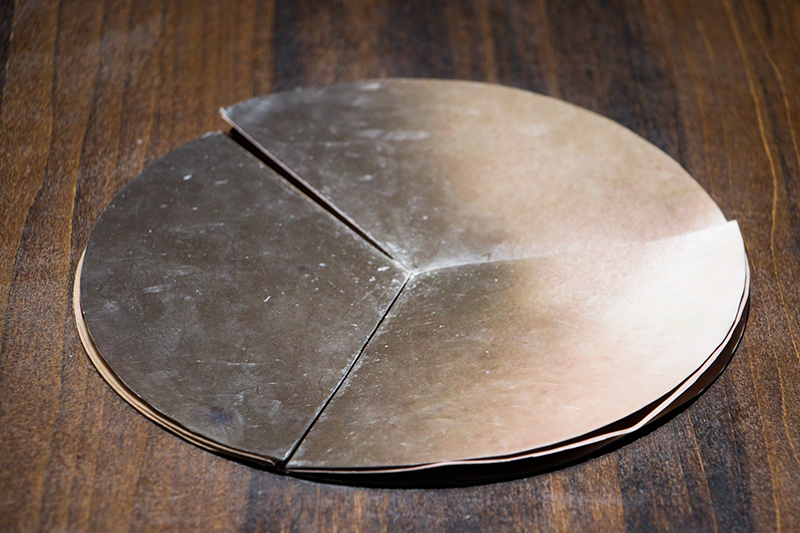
left=222, top=79, right=726, bottom=272
left=287, top=221, right=746, bottom=469
left=78, top=133, right=408, bottom=463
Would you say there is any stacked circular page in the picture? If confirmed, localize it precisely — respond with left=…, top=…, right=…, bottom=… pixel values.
left=76, top=79, right=749, bottom=484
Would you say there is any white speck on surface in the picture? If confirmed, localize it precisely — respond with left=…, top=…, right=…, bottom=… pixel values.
left=183, top=174, right=193, bottom=181
left=377, top=266, right=389, bottom=271
left=319, top=263, right=326, bottom=267
left=143, top=285, right=166, bottom=294
left=358, top=174, right=375, bottom=182
left=136, top=139, right=143, bottom=145
left=214, top=180, right=228, bottom=185
left=264, top=296, right=270, bottom=302
left=160, top=204, right=168, bottom=209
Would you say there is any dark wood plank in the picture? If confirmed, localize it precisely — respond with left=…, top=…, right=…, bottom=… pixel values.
left=1, top=0, right=798, bottom=530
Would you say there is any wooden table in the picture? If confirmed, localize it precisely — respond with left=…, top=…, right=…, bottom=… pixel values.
left=1, top=0, right=798, bottom=530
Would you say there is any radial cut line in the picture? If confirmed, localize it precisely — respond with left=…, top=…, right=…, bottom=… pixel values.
left=224, top=123, right=397, bottom=264
left=281, top=273, right=413, bottom=467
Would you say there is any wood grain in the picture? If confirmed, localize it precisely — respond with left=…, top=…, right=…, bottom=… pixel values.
left=1, top=0, right=798, bottom=530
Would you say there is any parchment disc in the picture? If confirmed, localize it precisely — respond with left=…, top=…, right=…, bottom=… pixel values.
left=77, top=79, right=749, bottom=482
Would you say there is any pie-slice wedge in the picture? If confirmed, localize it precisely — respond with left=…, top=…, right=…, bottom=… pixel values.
left=288, top=222, right=747, bottom=470
left=223, top=79, right=727, bottom=271
left=77, top=133, right=408, bottom=463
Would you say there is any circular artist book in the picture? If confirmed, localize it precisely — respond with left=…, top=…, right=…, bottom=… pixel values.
left=75, top=79, right=749, bottom=485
